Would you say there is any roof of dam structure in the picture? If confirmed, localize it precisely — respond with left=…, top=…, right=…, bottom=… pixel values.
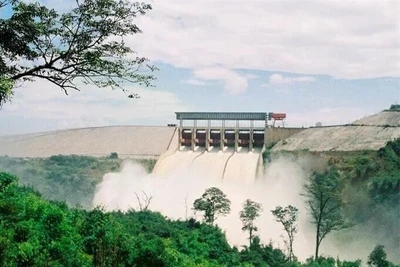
left=0, top=126, right=177, bottom=159
left=271, top=111, right=400, bottom=152
left=175, top=112, right=269, bottom=121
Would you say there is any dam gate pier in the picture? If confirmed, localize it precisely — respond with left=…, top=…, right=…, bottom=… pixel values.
left=176, top=112, right=270, bottom=152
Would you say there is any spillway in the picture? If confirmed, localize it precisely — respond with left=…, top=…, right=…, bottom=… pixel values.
left=221, top=148, right=263, bottom=184
left=152, top=146, right=263, bottom=182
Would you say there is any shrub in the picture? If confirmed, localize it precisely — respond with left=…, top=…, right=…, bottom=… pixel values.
left=109, top=152, right=119, bottom=159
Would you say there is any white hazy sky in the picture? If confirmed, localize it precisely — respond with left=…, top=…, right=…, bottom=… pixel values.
left=1, top=0, right=399, bottom=135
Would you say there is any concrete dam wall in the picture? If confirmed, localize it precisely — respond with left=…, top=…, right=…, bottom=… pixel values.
left=0, top=126, right=177, bottom=159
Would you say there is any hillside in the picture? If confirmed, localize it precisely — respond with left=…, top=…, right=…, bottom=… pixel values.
left=272, top=111, right=400, bottom=152
left=270, top=139, right=400, bottom=263
left=352, top=109, right=400, bottom=126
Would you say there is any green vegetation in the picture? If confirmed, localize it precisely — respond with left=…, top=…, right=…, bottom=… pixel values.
left=1, top=172, right=386, bottom=267
left=389, top=104, right=400, bottom=111
left=240, top=199, right=263, bottom=247
left=0, top=140, right=398, bottom=265
left=0, top=0, right=156, bottom=107
left=367, top=245, right=398, bottom=267
left=326, top=139, right=400, bottom=221
left=262, top=149, right=271, bottom=164
left=271, top=205, right=299, bottom=262
left=0, top=155, right=156, bottom=209
left=271, top=139, right=400, bottom=262
left=303, top=169, right=351, bottom=260
left=193, top=187, right=231, bottom=226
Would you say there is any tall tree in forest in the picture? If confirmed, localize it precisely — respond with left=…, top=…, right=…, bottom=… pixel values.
left=303, top=169, right=351, bottom=260
left=271, top=205, right=299, bottom=262
left=239, top=199, right=262, bottom=247
left=0, top=0, right=156, bottom=107
left=193, top=187, right=231, bottom=225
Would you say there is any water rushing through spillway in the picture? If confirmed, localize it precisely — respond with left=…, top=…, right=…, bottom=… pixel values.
left=153, top=147, right=262, bottom=183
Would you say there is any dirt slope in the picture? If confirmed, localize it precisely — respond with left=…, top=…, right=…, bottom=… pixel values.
left=272, top=111, right=400, bottom=152
left=352, top=110, right=400, bottom=126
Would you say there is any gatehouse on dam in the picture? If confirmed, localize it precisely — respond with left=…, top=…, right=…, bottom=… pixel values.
left=176, top=112, right=303, bottom=152
left=176, top=112, right=268, bottom=151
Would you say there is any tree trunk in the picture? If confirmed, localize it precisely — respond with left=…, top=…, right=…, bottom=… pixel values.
left=315, top=224, right=320, bottom=260
left=249, top=228, right=253, bottom=247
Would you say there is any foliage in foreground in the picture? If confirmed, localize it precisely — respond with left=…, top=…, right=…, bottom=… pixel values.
left=0, top=172, right=381, bottom=267
left=0, top=0, right=156, bottom=107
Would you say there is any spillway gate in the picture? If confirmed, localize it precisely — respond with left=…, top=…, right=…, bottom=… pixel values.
left=176, top=112, right=271, bottom=152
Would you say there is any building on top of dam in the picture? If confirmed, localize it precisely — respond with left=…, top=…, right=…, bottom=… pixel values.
left=175, top=112, right=300, bottom=152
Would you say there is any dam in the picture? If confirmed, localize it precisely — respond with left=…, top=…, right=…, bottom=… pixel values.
left=152, top=112, right=303, bottom=182
left=0, top=111, right=303, bottom=159
left=0, top=111, right=303, bottom=182
left=176, top=112, right=269, bottom=151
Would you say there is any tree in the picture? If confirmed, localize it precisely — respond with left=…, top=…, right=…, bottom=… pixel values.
left=134, top=191, right=153, bottom=211
left=367, top=245, right=389, bottom=267
left=239, top=199, right=262, bottom=247
left=302, top=169, right=351, bottom=260
left=0, top=172, right=18, bottom=192
left=0, top=0, right=156, bottom=107
left=109, top=152, right=119, bottom=159
left=193, top=187, right=231, bottom=225
left=271, top=205, right=299, bottom=262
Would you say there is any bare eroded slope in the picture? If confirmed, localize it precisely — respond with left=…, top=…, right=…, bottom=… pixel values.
left=272, top=111, right=400, bottom=152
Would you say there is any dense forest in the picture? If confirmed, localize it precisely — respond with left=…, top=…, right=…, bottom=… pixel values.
left=0, top=140, right=399, bottom=266
left=1, top=171, right=397, bottom=267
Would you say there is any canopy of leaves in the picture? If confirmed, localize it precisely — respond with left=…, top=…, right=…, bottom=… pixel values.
left=193, top=187, right=231, bottom=225
left=240, top=199, right=262, bottom=230
left=303, top=169, right=352, bottom=259
left=304, top=169, right=350, bottom=234
left=389, top=104, right=400, bottom=111
left=0, top=172, right=389, bottom=266
left=240, top=199, right=262, bottom=246
left=367, top=245, right=394, bottom=267
left=271, top=205, right=299, bottom=261
left=0, top=0, right=156, bottom=107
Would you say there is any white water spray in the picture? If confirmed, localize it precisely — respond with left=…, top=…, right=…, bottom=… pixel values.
left=92, top=149, right=381, bottom=262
